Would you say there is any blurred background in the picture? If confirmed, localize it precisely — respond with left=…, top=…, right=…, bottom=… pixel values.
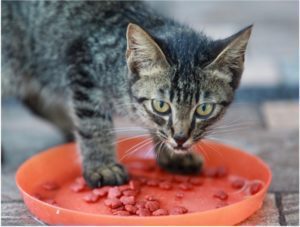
left=2, top=1, right=299, bottom=225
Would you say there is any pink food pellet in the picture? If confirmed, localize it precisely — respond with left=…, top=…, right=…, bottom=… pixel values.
left=213, top=190, right=228, bottom=201
left=125, top=204, right=138, bottom=214
left=75, top=177, right=86, bottom=186
left=136, top=208, right=151, bottom=216
left=179, top=182, right=193, bottom=190
left=136, top=200, right=146, bottom=209
left=113, top=210, right=130, bottom=216
left=83, top=193, right=99, bottom=203
left=159, top=181, right=172, bottom=190
left=170, top=206, right=188, bottom=215
left=111, top=205, right=125, bottom=211
left=42, top=182, right=59, bottom=191
left=92, top=187, right=109, bottom=197
left=145, top=200, right=160, bottom=212
left=104, top=198, right=123, bottom=209
left=215, top=201, right=229, bottom=208
left=107, top=187, right=122, bottom=198
left=175, top=192, right=184, bottom=199
left=122, top=189, right=138, bottom=197
left=145, top=195, right=156, bottom=201
left=250, top=182, right=263, bottom=195
left=120, top=196, right=135, bottom=205
left=70, top=183, right=85, bottom=192
left=152, top=208, right=169, bottom=216
left=231, top=179, right=245, bottom=189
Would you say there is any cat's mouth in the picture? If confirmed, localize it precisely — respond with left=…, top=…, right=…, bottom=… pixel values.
left=172, top=146, right=190, bottom=154
left=168, top=143, right=192, bottom=154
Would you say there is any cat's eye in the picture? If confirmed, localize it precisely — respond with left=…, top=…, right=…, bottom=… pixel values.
left=151, top=100, right=170, bottom=115
left=195, top=103, right=215, bottom=118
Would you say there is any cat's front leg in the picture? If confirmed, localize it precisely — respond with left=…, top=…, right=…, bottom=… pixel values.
left=69, top=69, right=128, bottom=188
left=74, top=109, right=128, bottom=188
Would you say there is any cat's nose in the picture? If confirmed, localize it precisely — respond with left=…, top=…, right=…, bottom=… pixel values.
left=173, top=134, right=188, bottom=146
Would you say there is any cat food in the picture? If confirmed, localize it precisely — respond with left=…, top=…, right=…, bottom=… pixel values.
left=92, top=187, right=109, bottom=197
left=120, top=196, right=135, bottom=205
left=70, top=177, right=86, bottom=192
left=213, top=190, right=228, bottom=201
left=75, top=177, right=86, bottom=186
left=42, top=182, right=59, bottom=191
left=124, top=204, right=138, bottom=214
left=152, top=208, right=169, bottom=216
left=136, top=208, right=151, bottom=216
left=136, top=200, right=147, bottom=209
left=175, top=192, right=184, bottom=199
left=104, top=198, right=123, bottom=209
left=107, top=187, right=122, bottom=198
left=215, top=201, right=229, bottom=208
left=60, top=163, right=264, bottom=217
left=145, top=195, right=156, bottom=201
left=83, top=193, right=99, bottom=203
left=122, top=189, right=138, bottom=197
left=231, top=179, right=245, bottom=189
left=70, top=183, right=85, bottom=192
left=170, top=206, right=188, bottom=215
left=145, top=200, right=160, bottom=212
left=112, top=210, right=131, bottom=216
left=250, top=182, right=262, bottom=195
left=159, top=181, right=172, bottom=190
left=178, top=182, right=193, bottom=190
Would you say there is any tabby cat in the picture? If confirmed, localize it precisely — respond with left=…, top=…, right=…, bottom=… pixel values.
left=2, top=1, right=252, bottom=188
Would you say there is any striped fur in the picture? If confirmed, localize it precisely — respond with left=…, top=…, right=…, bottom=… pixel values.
left=2, top=1, right=252, bottom=187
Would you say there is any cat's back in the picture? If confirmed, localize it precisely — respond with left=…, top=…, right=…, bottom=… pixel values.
left=2, top=1, right=140, bottom=96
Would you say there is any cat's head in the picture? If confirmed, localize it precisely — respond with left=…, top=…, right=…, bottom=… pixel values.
left=125, top=23, right=252, bottom=154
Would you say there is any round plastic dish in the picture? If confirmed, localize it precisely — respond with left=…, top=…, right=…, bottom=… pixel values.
left=16, top=138, right=271, bottom=225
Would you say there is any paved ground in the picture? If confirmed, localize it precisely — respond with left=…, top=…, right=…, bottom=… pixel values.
left=2, top=98, right=299, bottom=225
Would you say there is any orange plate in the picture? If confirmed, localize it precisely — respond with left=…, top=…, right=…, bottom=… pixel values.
left=16, top=138, right=272, bottom=225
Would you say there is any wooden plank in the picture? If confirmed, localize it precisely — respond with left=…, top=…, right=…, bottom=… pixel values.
left=1, top=201, right=45, bottom=226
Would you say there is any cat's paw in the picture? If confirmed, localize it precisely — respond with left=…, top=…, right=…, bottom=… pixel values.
left=83, top=162, right=129, bottom=188
left=157, top=152, right=203, bottom=175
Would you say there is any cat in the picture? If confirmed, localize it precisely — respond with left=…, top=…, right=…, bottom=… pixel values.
left=2, top=1, right=252, bottom=188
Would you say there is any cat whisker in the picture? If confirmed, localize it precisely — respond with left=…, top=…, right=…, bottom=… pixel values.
left=111, top=133, right=151, bottom=145
left=199, top=140, right=224, bottom=160
left=195, top=143, right=210, bottom=163
left=119, top=139, right=153, bottom=162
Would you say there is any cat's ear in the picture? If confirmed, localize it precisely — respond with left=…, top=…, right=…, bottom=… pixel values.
left=126, top=23, right=170, bottom=76
left=204, top=25, right=253, bottom=89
